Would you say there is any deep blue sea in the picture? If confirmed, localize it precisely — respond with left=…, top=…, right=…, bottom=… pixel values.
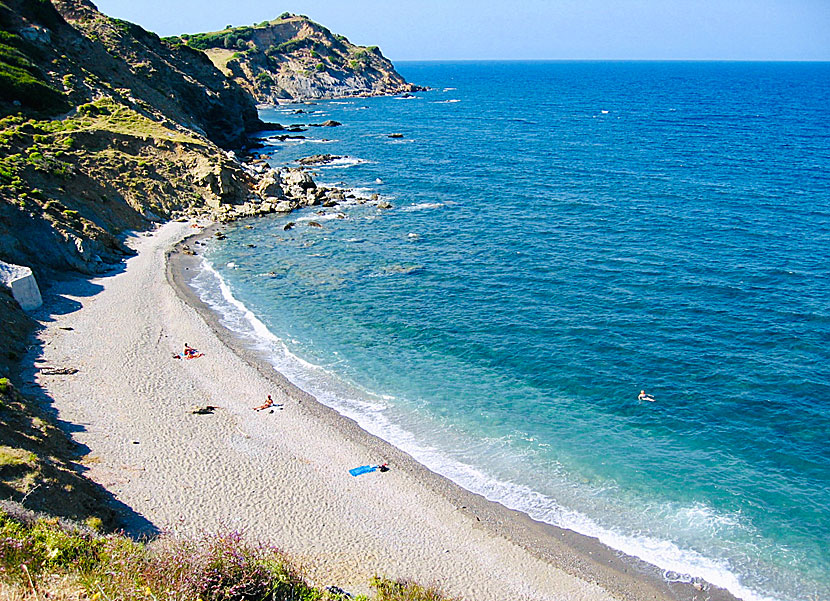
left=191, top=62, right=830, bottom=601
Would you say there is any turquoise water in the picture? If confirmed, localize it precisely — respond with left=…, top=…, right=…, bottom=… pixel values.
left=191, top=62, right=830, bottom=601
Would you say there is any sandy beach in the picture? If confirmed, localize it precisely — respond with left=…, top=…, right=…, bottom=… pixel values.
left=26, top=221, right=727, bottom=601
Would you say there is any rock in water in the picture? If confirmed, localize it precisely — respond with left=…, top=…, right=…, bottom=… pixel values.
left=298, top=154, right=343, bottom=165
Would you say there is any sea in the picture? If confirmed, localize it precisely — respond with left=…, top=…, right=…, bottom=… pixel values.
left=189, top=62, right=830, bottom=601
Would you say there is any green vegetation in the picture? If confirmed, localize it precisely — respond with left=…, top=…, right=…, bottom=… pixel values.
left=351, top=47, right=376, bottom=62
left=0, top=377, right=9, bottom=393
left=185, top=26, right=254, bottom=51
left=0, top=510, right=459, bottom=601
left=315, top=63, right=325, bottom=72
left=371, top=577, right=458, bottom=601
left=274, top=38, right=308, bottom=54
left=0, top=31, right=67, bottom=113
left=0, top=446, right=36, bottom=470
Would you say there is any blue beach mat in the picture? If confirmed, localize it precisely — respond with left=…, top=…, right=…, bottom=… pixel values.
left=349, top=464, right=378, bottom=477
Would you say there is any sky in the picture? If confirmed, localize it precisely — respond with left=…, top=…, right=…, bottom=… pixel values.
left=91, top=0, right=830, bottom=61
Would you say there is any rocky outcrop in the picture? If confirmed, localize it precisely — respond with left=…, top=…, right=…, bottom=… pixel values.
left=173, top=14, right=423, bottom=103
left=298, top=154, right=342, bottom=165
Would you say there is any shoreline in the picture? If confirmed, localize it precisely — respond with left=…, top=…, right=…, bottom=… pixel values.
left=166, top=222, right=736, bottom=601
left=26, top=218, right=736, bottom=601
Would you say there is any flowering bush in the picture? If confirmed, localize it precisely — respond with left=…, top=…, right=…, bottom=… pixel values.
left=0, top=509, right=456, bottom=601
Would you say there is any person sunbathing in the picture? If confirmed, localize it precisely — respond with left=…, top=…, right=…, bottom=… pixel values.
left=254, top=394, right=277, bottom=411
left=182, top=343, right=203, bottom=359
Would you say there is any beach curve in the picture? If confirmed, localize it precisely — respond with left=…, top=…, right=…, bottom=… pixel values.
left=29, top=220, right=732, bottom=601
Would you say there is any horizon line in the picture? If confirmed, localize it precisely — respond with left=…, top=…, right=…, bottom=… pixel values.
left=390, top=57, right=830, bottom=63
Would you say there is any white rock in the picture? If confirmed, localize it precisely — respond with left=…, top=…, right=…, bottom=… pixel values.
left=0, top=260, right=43, bottom=311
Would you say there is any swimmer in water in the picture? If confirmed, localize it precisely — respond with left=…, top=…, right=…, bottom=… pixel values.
left=638, top=390, right=656, bottom=402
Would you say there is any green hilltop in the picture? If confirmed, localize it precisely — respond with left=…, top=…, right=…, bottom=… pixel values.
left=168, top=13, right=422, bottom=102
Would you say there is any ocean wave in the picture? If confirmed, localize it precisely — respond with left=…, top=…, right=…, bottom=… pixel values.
left=315, top=156, right=370, bottom=168
left=401, top=202, right=444, bottom=212
left=294, top=212, right=345, bottom=223
left=431, top=99, right=461, bottom=104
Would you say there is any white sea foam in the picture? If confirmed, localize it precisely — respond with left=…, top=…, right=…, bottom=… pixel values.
left=432, top=99, right=461, bottom=104
left=262, top=135, right=307, bottom=145
left=294, top=212, right=343, bottom=223
left=316, top=157, right=369, bottom=168
left=191, top=258, right=785, bottom=601
left=401, top=202, right=444, bottom=212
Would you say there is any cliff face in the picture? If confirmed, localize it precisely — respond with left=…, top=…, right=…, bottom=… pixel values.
left=175, top=14, right=421, bottom=103
left=51, top=0, right=265, bottom=148
left=0, top=0, right=266, bottom=284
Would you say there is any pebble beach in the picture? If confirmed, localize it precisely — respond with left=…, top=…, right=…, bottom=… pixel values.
left=24, top=220, right=730, bottom=601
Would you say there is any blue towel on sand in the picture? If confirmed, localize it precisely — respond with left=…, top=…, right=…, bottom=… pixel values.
left=349, top=464, right=378, bottom=477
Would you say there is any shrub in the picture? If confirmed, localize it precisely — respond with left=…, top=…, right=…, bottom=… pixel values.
left=0, top=377, right=9, bottom=393
left=371, top=577, right=457, bottom=601
left=0, top=513, right=104, bottom=584
left=274, top=39, right=304, bottom=54
left=315, top=63, right=325, bottom=72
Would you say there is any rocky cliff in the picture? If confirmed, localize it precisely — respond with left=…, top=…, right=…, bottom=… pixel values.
left=0, top=0, right=268, bottom=522
left=0, top=0, right=268, bottom=283
left=172, top=13, right=422, bottom=103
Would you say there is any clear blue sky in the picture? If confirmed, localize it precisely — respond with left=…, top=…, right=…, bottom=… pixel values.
left=92, top=0, right=829, bottom=61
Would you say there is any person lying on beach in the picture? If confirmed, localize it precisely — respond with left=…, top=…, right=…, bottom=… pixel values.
left=254, top=394, right=283, bottom=411
left=638, top=390, right=656, bottom=402
left=182, top=343, right=204, bottom=359
left=349, top=462, right=390, bottom=476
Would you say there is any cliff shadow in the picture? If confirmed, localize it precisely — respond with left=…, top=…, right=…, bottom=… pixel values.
left=5, top=266, right=160, bottom=539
